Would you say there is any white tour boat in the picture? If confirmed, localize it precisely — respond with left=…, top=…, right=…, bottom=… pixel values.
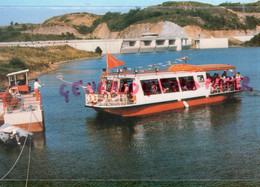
left=85, top=54, right=243, bottom=117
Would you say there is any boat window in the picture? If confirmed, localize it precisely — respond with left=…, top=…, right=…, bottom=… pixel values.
left=160, top=78, right=179, bottom=93
left=141, top=79, right=162, bottom=96
left=178, top=76, right=197, bottom=91
left=120, top=79, right=133, bottom=94
left=9, top=76, right=15, bottom=86
left=197, top=75, right=205, bottom=83
left=105, top=80, right=113, bottom=92
left=17, top=74, right=27, bottom=85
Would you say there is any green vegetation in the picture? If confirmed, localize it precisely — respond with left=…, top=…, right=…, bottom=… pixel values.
left=73, top=9, right=162, bottom=34
left=245, top=16, right=260, bottom=29
left=1, top=1, right=260, bottom=41
left=0, top=45, right=101, bottom=83
left=160, top=1, right=213, bottom=7
left=95, top=46, right=103, bottom=54
left=103, top=9, right=163, bottom=31
left=72, top=1, right=260, bottom=33
left=9, top=57, right=28, bottom=69
left=219, top=1, right=260, bottom=13
left=243, top=33, right=260, bottom=46
left=74, top=25, right=94, bottom=35
left=0, top=26, right=77, bottom=42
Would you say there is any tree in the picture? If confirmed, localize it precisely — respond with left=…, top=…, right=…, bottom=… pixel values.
left=21, top=24, right=27, bottom=31
left=245, top=16, right=259, bottom=30
left=10, top=21, right=14, bottom=26
left=95, top=47, right=102, bottom=54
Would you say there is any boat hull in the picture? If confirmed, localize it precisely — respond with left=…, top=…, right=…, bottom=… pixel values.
left=89, top=93, right=235, bottom=117
left=13, top=121, right=45, bottom=133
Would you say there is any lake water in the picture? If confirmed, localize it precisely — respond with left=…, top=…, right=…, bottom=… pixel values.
left=0, top=47, right=259, bottom=181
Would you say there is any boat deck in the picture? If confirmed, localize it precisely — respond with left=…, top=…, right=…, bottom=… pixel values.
left=4, top=93, right=41, bottom=114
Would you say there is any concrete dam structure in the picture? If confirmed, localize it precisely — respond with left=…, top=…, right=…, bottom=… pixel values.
left=0, top=21, right=192, bottom=54
left=120, top=32, right=191, bottom=53
left=0, top=37, right=192, bottom=54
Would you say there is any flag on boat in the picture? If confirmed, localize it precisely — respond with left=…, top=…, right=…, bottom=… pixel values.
left=106, top=53, right=125, bottom=70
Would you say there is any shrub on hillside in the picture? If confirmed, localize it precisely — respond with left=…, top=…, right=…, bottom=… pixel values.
left=95, top=47, right=102, bottom=54
left=243, top=33, right=260, bottom=46
left=9, top=57, right=28, bottom=69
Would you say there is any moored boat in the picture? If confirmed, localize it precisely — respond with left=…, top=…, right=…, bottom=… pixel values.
left=0, top=69, right=45, bottom=133
left=85, top=54, right=243, bottom=117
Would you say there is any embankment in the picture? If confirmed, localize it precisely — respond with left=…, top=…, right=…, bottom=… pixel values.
left=0, top=45, right=101, bottom=89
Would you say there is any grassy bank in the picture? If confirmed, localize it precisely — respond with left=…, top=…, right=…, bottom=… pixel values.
left=0, top=45, right=101, bottom=88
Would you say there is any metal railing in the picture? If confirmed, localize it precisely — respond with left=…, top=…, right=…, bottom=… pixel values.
left=210, top=82, right=238, bottom=94
left=86, top=93, right=136, bottom=106
left=1, top=88, right=42, bottom=113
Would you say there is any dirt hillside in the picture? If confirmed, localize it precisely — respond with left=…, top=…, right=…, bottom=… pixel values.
left=27, top=13, right=100, bottom=36
left=28, top=11, right=260, bottom=40
left=183, top=25, right=260, bottom=38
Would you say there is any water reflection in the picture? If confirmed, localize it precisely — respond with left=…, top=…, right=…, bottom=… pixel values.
left=86, top=98, right=241, bottom=147
left=33, top=132, right=46, bottom=149
left=84, top=99, right=243, bottom=179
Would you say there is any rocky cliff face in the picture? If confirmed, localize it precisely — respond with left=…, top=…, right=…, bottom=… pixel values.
left=183, top=25, right=259, bottom=39
left=26, top=13, right=99, bottom=36
left=90, top=21, right=188, bottom=39
left=29, top=25, right=80, bottom=35
left=28, top=12, right=259, bottom=40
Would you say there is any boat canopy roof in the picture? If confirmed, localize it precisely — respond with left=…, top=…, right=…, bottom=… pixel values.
left=168, top=64, right=235, bottom=72
left=6, top=69, right=29, bottom=77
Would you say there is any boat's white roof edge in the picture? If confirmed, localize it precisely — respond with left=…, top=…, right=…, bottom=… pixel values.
left=6, top=69, right=29, bottom=77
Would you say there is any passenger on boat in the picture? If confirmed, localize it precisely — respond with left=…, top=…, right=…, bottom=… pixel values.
left=212, top=73, right=217, bottom=81
left=189, top=78, right=196, bottom=90
left=162, top=84, right=168, bottom=93
left=225, top=76, right=231, bottom=91
left=101, top=81, right=107, bottom=95
left=86, top=82, right=94, bottom=94
left=151, top=81, right=157, bottom=93
left=231, top=75, right=236, bottom=90
left=92, top=81, right=97, bottom=92
left=235, top=72, right=243, bottom=90
left=205, top=75, right=211, bottom=90
left=34, top=78, right=44, bottom=101
left=213, top=76, right=221, bottom=91
left=181, top=78, right=188, bottom=91
left=122, top=82, right=129, bottom=94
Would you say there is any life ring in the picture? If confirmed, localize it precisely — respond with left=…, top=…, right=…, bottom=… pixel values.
left=88, top=94, right=93, bottom=103
left=111, top=92, right=117, bottom=98
left=93, top=95, right=98, bottom=103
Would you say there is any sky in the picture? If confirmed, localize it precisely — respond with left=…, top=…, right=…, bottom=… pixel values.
left=0, top=0, right=258, bottom=26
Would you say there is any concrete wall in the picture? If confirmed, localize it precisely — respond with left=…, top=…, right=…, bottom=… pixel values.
left=67, top=39, right=123, bottom=54
left=195, top=38, right=228, bottom=49
left=0, top=38, right=193, bottom=54
left=233, top=35, right=254, bottom=42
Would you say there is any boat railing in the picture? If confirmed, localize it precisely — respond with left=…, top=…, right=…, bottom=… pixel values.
left=86, top=93, right=136, bottom=106
left=210, top=82, right=237, bottom=94
left=3, top=94, right=24, bottom=113
left=2, top=89, right=42, bottom=114
left=103, top=67, right=170, bottom=77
